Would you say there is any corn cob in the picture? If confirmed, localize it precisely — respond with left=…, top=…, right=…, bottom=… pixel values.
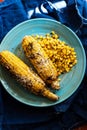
left=22, top=36, right=60, bottom=89
left=0, top=50, right=58, bottom=101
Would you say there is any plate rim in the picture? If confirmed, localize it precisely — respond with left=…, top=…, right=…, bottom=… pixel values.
left=0, top=18, right=86, bottom=107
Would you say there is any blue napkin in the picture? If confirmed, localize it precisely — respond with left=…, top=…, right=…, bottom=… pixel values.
left=0, top=0, right=87, bottom=129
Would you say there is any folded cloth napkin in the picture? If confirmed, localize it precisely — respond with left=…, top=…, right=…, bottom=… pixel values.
left=0, top=0, right=87, bottom=129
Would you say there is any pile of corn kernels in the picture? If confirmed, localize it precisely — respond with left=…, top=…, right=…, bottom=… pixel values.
left=33, top=31, right=77, bottom=76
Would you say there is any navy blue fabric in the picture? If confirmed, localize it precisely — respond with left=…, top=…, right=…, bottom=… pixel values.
left=0, top=0, right=87, bottom=129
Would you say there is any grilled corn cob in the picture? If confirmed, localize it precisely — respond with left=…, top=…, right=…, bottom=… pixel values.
left=0, top=50, right=58, bottom=101
left=22, top=36, right=60, bottom=89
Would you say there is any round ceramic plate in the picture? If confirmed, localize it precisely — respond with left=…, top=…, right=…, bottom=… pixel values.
left=0, top=18, right=86, bottom=107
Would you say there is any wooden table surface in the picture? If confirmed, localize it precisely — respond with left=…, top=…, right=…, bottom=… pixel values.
left=74, top=124, right=87, bottom=130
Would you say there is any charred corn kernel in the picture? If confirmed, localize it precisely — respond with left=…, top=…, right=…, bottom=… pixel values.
left=33, top=31, right=77, bottom=75
left=51, top=31, right=55, bottom=35
left=22, top=36, right=60, bottom=90
left=0, top=50, right=59, bottom=101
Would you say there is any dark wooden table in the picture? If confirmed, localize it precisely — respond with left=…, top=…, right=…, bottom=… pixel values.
left=74, top=124, right=87, bottom=130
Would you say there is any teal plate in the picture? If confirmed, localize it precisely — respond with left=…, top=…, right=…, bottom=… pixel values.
left=0, top=18, right=86, bottom=107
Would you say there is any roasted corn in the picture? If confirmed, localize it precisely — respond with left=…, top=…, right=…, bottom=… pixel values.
left=22, top=36, right=60, bottom=90
left=0, top=50, right=58, bottom=101
left=34, top=31, right=77, bottom=75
